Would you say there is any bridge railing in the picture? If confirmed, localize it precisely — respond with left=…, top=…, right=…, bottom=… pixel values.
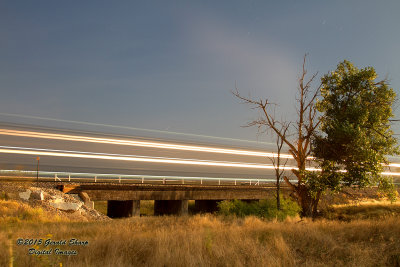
left=3, top=169, right=398, bottom=186
left=0, top=169, right=284, bottom=186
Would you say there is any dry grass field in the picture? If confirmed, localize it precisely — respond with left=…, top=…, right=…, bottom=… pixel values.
left=1, top=198, right=400, bottom=267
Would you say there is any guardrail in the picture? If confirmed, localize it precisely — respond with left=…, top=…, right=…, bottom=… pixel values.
left=0, top=169, right=282, bottom=186
left=2, top=170, right=398, bottom=187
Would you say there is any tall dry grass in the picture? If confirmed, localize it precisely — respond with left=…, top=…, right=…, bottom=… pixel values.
left=0, top=199, right=62, bottom=224
left=1, top=214, right=400, bottom=266
left=324, top=201, right=400, bottom=221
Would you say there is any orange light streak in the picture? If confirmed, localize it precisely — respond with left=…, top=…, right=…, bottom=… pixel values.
left=0, top=128, right=295, bottom=158
left=0, top=146, right=304, bottom=170
left=1, top=129, right=399, bottom=170
left=1, top=146, right=399, bottom=176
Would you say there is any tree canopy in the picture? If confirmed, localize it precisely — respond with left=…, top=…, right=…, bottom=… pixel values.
left=234, top=57, right=398, bottom=217
left=314, top=60, right=398, bottom=192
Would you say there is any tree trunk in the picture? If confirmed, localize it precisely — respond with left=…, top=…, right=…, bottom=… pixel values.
left=312, top=190, right=321, bottom=218
left=297, top=187, right=312, bottom=217
left=295, top=185, right=320, bottom=218
left=276, top=181, right=281, bottom=210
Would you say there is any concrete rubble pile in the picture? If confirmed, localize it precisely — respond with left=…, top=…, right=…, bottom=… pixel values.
left=0, top=182, right=109, bottom=221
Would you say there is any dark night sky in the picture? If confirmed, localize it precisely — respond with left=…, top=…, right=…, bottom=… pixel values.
left=1, top=1, right=399, bottom=143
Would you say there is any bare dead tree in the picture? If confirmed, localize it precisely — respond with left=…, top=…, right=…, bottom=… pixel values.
left=232, top=54, right=321, bottom=217
left=269, top=124, right=289, bottom=210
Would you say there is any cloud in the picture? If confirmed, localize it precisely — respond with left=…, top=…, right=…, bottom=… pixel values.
left=184, top=13, right=300, bottom=114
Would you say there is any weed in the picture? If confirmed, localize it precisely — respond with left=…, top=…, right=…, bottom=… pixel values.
left=217, top=198, right=301, bottom=220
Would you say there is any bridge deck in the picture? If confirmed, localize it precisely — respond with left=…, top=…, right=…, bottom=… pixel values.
left=58, top=183, right=289, bottom=201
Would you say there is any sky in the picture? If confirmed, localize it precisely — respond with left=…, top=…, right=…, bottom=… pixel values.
left=1, top=1, right=400, bottom=144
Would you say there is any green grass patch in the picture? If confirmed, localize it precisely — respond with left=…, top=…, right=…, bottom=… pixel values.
left=217, top=198, right=300, bottom=220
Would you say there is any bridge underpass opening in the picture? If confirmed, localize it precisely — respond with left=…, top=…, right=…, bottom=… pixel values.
left=154, top=200, right=188, bottom=216
left=58, top=184, right=285, bottom=218
left=107, top=200, right=140, bottom=218
left=194, top=200, right=220, bottom=213
left=105, top=199, right=264, bottom=218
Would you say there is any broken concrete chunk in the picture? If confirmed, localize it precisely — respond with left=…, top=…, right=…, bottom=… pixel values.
left=30, top=190, right=45, bottom=201
left=49, top=201, right=83, bottom=211
left=78, top=192, right=94, bottom=209
left=19, top=189, right=31, bottom=200
left=49, top=197, right=83, bottom=211
left=84, top=201, right=94, bottom=209
left=78, top=192, right=90, bottom=202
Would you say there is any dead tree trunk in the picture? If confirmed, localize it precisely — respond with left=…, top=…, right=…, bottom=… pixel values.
left=270, top=125, right=289, bottom=210
left=233, top=54, right=321, bottom=217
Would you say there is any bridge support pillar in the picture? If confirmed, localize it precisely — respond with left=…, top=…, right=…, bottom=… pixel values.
left=194, top=200, right=220, bottom=213
left=154, top=200, right=188, bottom=216
left=107, top=200, right=140, bottom=218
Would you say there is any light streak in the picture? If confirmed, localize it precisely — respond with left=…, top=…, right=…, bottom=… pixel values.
left=0, top=128, right=295, bottom=158
left=0, top=112, right=273, bottom=145
left=1, top=128, right=399, bottom=171
left=0, top=145, right=302, bottom=170
left=1, top=146, right=399, bottom=176
left=382, top=172, right=400, bottom=176
left=387, top=163, right=400, bottom=168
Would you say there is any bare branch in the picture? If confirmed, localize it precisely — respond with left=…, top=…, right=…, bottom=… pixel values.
left=232, top=89, right=298, bottom=154
left=232, top=54, right=321, bottom=217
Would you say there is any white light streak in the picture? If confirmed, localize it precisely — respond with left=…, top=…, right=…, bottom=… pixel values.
left=0, top=128, right=295, bottom=158
left=387, top=163, right=400, bottom=168
left=1, top=128, right=399, bottom=174
left=1, top=146, right=399, bottom=176
left=382, top=172, right=400, bottom=176
left=0, top=145, right=298, bottom=170
left=0, top=112, right=273, bottom=145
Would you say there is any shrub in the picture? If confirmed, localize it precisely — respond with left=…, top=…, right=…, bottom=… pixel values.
left=217, top=198, right=300, bottom=220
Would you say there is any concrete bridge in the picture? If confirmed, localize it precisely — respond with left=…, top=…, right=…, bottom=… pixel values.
left=58, top=183, right=286, bottom=218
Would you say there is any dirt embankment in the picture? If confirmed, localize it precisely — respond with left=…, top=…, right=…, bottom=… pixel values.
left=0, top=181, right=110, bottom=221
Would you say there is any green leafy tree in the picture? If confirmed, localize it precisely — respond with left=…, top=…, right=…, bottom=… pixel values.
left=234, top=56, right=398, bottom=218
left=313, top=60, right=398, bottom=199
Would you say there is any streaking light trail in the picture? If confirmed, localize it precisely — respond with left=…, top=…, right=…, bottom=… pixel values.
left=1, top=145, right=399, bottom=176
left=0, top=112, right=273, bottom=145
left=0, top=146, right=400, bottom=176
left=2, top=128, right=400, bottom=168
left=0, top=128, right=295, bottom=158
left=0, top=145, right=316, bottom=171
left=387, top=163, right=400, bottom=168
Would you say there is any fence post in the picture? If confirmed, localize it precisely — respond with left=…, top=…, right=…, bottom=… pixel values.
left=119, top=176, right=121, bottom=183
left=163, top=178, right=166, bottom=184
left=201, top=178, right=203, bottom=185
left=68, top=174, right=71, bottom=182
left=95, top=176, right=97, bottom=183
left=218, top=179, right=221, bottom=185
left=142, top=177, right=144, bottom=184
left=235, top=179, right=237, bottom=185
